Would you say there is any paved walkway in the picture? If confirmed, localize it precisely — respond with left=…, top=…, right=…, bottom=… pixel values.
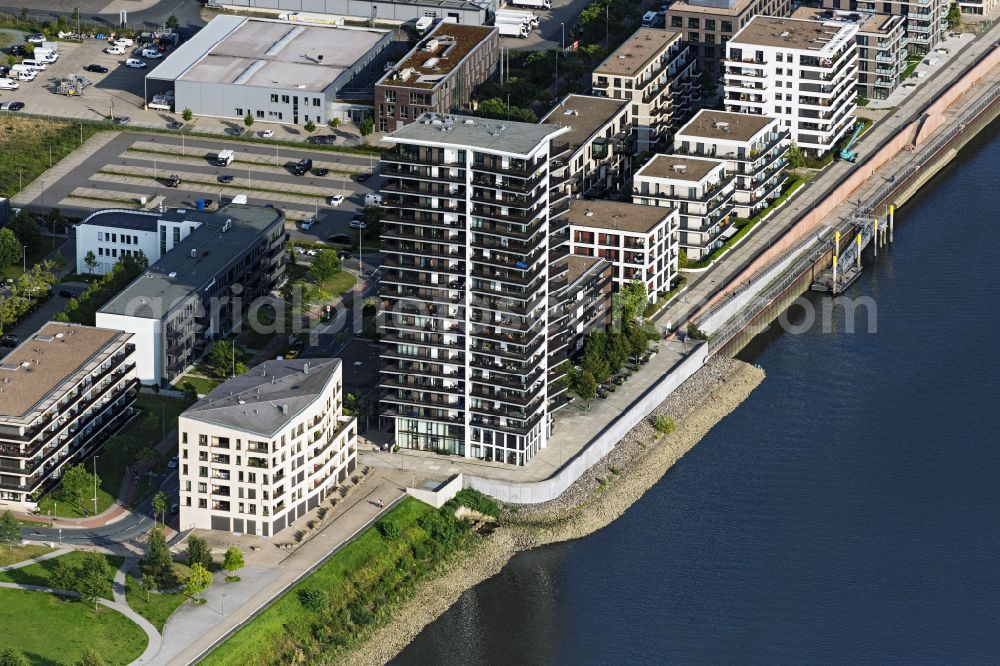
left=0, top=548, right=72, bottom=572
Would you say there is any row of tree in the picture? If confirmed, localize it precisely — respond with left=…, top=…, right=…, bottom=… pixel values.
left=0, top=259, right=57, bottom=336
left=56, top=251, right=148, bottom=326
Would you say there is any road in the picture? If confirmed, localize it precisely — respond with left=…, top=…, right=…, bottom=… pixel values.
left=4, top=0, right=207, bottom=33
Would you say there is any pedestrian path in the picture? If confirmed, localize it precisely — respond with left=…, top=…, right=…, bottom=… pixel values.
left=0, top=548, right=72, bottom=573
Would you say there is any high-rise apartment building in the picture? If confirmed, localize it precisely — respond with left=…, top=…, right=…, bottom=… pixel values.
left=824, top=0, right=946, bottom=53
left=178, top=358, right=357, bottom=535
left=665, top=0, right=792, bottom=77
left=0, top=322, right=137, bottom=509
left=378, top=112, right=580, bottom=466
left=591, top=28, right=698, bottom=151
left=724, top=16, right=858, bottom=155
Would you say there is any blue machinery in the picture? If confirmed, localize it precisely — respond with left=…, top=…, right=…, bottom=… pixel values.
left=838, top=121, right=866, bottom=163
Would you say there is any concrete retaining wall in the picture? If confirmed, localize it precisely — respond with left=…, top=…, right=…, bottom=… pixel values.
left=407, top=474, right=463, bottom=509
left=465, top=343, right=710, bottom=504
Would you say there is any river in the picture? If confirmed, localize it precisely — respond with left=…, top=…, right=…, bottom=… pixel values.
left=391, top=123, right=1000, bottom=665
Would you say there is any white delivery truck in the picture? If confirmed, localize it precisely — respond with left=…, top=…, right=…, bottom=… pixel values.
left=9, top=65, right=37, bottom=81
left=496, top=15, right=533, bottom=33
left=641, top=10, right=660, bottom=27
left=33, top=48, right=58, bottom=62
left=497, top=21, right=529, bottom=38
left=0, top=78, right=19, bottom=90
left=216, top=149, right=235, bottom=166
left=510, top=0, right=551, bottom=8
left=497, top=10, right=539, bottom=28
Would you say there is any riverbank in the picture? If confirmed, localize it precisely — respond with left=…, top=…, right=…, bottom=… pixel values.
left=345, top=357, right=765, bottom=666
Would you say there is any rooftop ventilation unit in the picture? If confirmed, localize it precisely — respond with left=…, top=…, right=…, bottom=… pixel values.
left=672, top=164, right=687, bottom=173
left=423, top=57, right=440, bottom=68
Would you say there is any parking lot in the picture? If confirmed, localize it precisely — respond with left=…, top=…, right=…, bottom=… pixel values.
left=12, top=129, right=385, bottom=242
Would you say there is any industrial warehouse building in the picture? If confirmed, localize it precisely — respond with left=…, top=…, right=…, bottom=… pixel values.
left=145, top=14, right=392, bottom=125
left=214, top=0, right=496, bottom=25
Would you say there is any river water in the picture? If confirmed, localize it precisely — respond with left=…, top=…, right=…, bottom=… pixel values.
left=392, top=123, right=1000, bottom=665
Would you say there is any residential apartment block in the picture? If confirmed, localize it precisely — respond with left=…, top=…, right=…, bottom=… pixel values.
left=674, top=109, right=789, bottom=217
left=92, top=205, right=286, bottom=386
left=724, top=16, right=858, bottom=155
left=632, top=155, right=735, bottom=261
left=375, top=23, right=498, bottom=133
left=540, top=94, right=632, bottom=197
left=178, top=358, right=357, bottom=535
left=845, top=0, right=946, bottom=53
left=591, top=28, right=698, bottom=151
left=665, top=0, right=792, bottom=77
left=567, top=200, right=679, bottom=302
left=0, top=323, right=137, bottom=509
left=957, top=0, right=997, bottom=16
left=378, top=113, right=584, bottom=466
left=548, top=255, right=613, bottom=361
left=795, top=7, right=905, bottom=100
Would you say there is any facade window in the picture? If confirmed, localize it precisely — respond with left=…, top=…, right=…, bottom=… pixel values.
left=385, top=90, right=396, bottom=103
left=688, top=17, right=699, bottom=28
left=690, top=32, right=699, bottom=43
left=256, top=110, right=264, bottom=118
left=705, top=19, right=716, bottom=31
left=281, top=95, right=290, bottom=103
left=312, top=98, right=320, bottom=107
left=722, top=20, right=733, bottom=32
left=270, top=94, right=278, bottom=102
left=235, top=108, right=243, bottom=117
left=671, top=16, right=682, bottom=27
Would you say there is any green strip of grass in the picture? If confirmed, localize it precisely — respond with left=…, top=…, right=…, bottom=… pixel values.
left=124, top=147, right=360, bottom=175
left=175, top=374, right=221, bottom=396
left=0, top=544, right=55, bottom=569
left=97, top=168, right=328, bottom=201
left=124, top=572, right=187, bottom=632
left=0, top=551, right=123, bottom=596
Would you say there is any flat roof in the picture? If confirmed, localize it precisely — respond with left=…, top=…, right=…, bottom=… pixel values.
left=730, top=16, right=856, bottom=51
left=634, top=154, right=725, bottom=182
left=159, top=15, right=388, bottom=93
left=378, top=23, right=496, bottom=90
left=184, top=358, right=342, bottom=436
left=80, top=210, right=159, bottom=232
left=790, top=7, right=903, bottom=34
left=675, top=110, right=777, bottom=142
left=567, top=199, right=673, bottom=234
left=541, top=94, right=629, bottom=154
left=99, top=204, right=283, bottom=318
left=0, top=323, right=127, bottom=420
left=386, top=112, right=568, bottom=156
left=666, top=0, right=755, bottom=17
left=594, top=28, right=682, bottom=78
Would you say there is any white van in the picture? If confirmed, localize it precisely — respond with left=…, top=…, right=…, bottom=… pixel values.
left=140, top=48, right=163, bottom=59
left=106, top=45, right=126, bottom=55
left=13, top=69, right=35, bottom=81
left=20, top=59, right=47, bottom=70
left=34, top=48, right=57, bottom=62
left=125, top=58, right=147, bottom=69
left=365, top=193, right=382, bottom=206
left=641, top=10, right=659, bottom=28
left=0, top=78, right=19, bottom=90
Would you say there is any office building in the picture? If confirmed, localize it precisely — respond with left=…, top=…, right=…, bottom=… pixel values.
left=221, top=0, right=496, bottom=24
left=178, top=358, right=357, bottom=535
left=665, top=0, right=792, bottom=77
left=632, top=155, right=735, bottom=261
left=375, top=23, right=499, bottom=133
left=591, top=28, right=698, bottom=151
left=794, top=7, right=906, bottom=100
left=93, top=205, right=286, bottom=386
left=540, top=94, right=632, bottom=197
left=145, top=15, right=392, bottom=126
left=674, top=109, right=789, bottom=217
left=0, top=323, right=137, bottom=509
left=378, top=112, right=578, bottom=466
left=724, top=16, right=858, bottom=155
left=567, top=200, right=679, bottom=302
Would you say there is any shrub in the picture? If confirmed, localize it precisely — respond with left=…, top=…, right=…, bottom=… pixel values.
left=453, top=488, right=501, bottom=518
left=297, top=588, right=327, bottom=613
left=376, top=520, right=401, bottom=540
left=651, top=415, right=676, bottom=435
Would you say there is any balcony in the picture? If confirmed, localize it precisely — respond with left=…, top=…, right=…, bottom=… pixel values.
left=382, top=147, right=458, bottom=167
left=381, top=163, right=465, bottom=183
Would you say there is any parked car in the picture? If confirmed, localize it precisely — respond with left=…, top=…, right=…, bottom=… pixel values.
left=327, top=194, right=344, bottom=206
left=354, top=172, right=371, bottom=183
left=105, top=45, right=126, bottom=55
left=26, top=34, right=45, bottom=44
left=312, top=167, right=329, bottom=176
left=337, top=249, right=353, bottom=260
left=125, top=58, right=147, bottom=69
left=218, top=174, right=234, bottom=183
left=365, top=193, right=382, bottom=206
left=166, top=121, right=182, bottom=130
left=169, top=503, right=179, bottom=515
left=9, top=45, right=26, bottom=56
left=85, top=64, right=109, bottom=73
left=0, top=334, right=18, bottom=348
left=328, top=234, right=351, bottom=244
left=58, top=288, right=77, bottom=298
left=259, top=129, right=274, bottom=138
left=114, top=116, right=131, bottom=125
left=597, top=387, right=609, bottom=399
left=165, top=174, right=181, bottom=187
left=140, top=48, right=163, bottom=59
left=167, top=456, right=178, bottom=469
left=0, top=102, right=25, bottom=111
left=349, top=219, right=367, bottom=230
left=293, top=158, right=313, bottom=176
left=113, top=38, right=134, bottom=47
left=307, top=135, right=336, bottom=145
left=300, top=218, right=316, bottom=230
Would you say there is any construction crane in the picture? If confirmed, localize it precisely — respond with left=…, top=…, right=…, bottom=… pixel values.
left=838, top=121, right=865, bottom=163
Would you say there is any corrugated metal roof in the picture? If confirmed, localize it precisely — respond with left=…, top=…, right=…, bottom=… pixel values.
left=145, top=14, right=245, bottom=82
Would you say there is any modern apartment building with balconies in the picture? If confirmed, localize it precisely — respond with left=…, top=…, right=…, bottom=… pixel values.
left=673, top=109, right=789, bottom=217
left=796, top=7, right=906, bottom=100
left=591, top=28, right=698, bottom=151
left=540, top=93, right=632, bottom=197
left=724, top=16, right=858, bottom=155
left=377, top=112, right=577, bottom=466
left=0, top=322, right=137, bottom=509
left=177, top=358, right=356, bottom=535
left=665, top=0, right=792, bottom=78
left=632, top=155, right=735, bottom=261
left=843, top=0, right=946, bottom=54
left=567, top=200, right=679, bottom=302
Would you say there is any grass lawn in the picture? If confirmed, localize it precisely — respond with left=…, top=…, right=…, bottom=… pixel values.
left=0, top=587, right=147, bottom=666
left=0, top=551, right=123, bottom=594
left=902, top=53, right=923, bottom=79
left=203, top=498, right=442, bottom=666
left=124, top=572, right=187, bottom=632
left=36, top=474, right=116, bottom=520
left=176, top=373, right=220, bottom=396
left=0, top=245, right=48, bottom=281
left=0, top=544, right=55, bottom=569
left=0, top=115, right=101, bottom=198
left=321, top=269, right=357, bottom=299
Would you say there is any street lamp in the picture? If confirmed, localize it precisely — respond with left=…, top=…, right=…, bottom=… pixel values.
left=92, top=455, right=99, bottom=516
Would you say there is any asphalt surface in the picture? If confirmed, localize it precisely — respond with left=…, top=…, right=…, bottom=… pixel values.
left=5, top=0, right=207, bottom=33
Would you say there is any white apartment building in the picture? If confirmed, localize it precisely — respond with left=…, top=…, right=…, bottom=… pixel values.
left=591, top=28, right=698, bottom=151
left=178, top=358, right=357, bottom=535
left=674, top=109, right=789, bottom=217
left=724, top=16, right=858, bottom=155
left=540, top=94, right=632, bottom=197
left=632, top=155, right=735, bottom=261
left=567, top=200, right=679, bottom=303
left=0, top=322, right=137, bottom=510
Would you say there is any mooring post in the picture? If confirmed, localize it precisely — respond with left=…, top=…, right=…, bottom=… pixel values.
left=874, top=218, right=879, bottom=257
left=832, top=253, right=838, bottom=293
left=835, top=230, right=841, bottom=257
left=856, top=232, right=862, bottom=269
left=889, top=203, right=895, bottom=243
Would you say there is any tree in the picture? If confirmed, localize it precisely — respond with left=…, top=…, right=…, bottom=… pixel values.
left=165, top=14, right=179, bottom=29
left=9, top=214, right=41, bottom=254
left=946, top=4, right=961, bottom=27
left=303, top=119, right=317, bottom=134
left=573, top=369, right=597, bottom=401
left=309, top=249, right=341, bottom=284
left=626, top=322, right=648, bottom=358
left=329, top=117, right=340, bottom=129
left=75, top=648, right=106, bottom=666
left=184, top=562, right=213, bottom=600
left=152, top=491, right=169, bottom=525
left=204, top=340, right=246, bottom=380
left=84, top=250, right=98, bottom=274
left=698, top=70, right=718, bottom=99
left=581, top=331, right=611, bottom=385
left=0, top=510, right=19, bottom=553
left=138, top=573, right=156, bottom=602
left=243, top=112, right=255, bottom=128
left=359, top=115, right=374, bottom=137
left=58, top=463, right=94, bottom=507
left=222, top=546, right=244, bottom=577
left=0, top=648, right=27, bottom=666
left=77, top=552, right=112, bottom=609
left=613, top=279, right=647, bottom=326
left=0, top=228, right=20, bottom=268
left=142, top=526, right=172, bottom=584
left=180, top=381, right=198, bottom=402
left=605, top=331, right=629, bottom=374
left=787, top=141, right=805, bottom=169
left=475, top=98, right=537, bottom=123
left=50, top=558, right=77, bottom=593
left=186, top=534, right=212, bottom=569
left=181, top=107, right=193, bottom=122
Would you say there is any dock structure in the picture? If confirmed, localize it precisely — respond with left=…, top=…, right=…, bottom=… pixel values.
left=811, top=203, right=895, bottom=293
